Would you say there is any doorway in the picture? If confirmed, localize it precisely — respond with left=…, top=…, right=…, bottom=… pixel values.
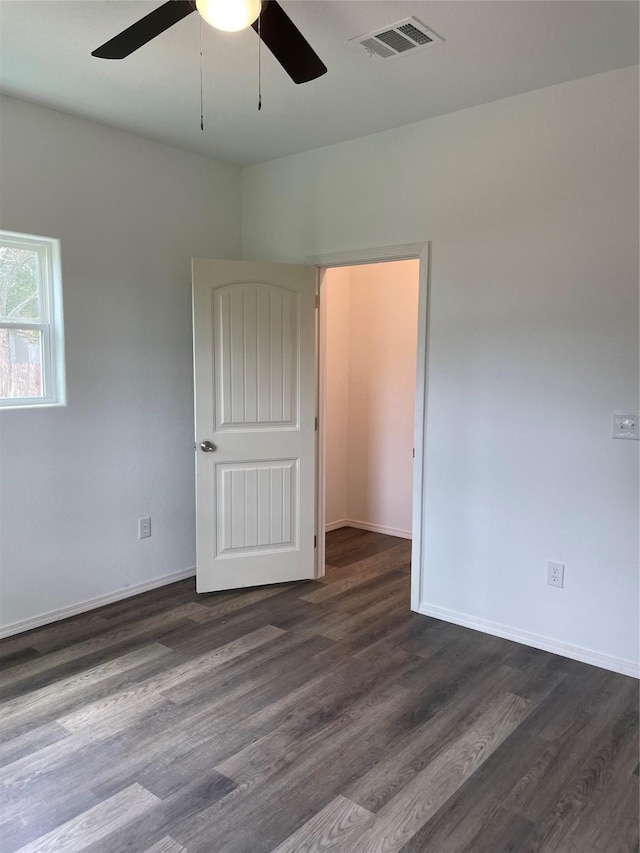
left=190, top=248, right=428, bottom=604
left=318, top=258, right=422, bottom=590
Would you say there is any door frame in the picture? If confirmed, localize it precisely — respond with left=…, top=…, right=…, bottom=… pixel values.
left=309, top=242, right=430, bottom=612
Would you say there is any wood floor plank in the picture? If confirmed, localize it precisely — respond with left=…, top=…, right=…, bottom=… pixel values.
left=509, top=676, right=638, bottom=824
left=172, top=684, right=416, bottom=852
left=93, top=580, right=198, bottom=626
left=342, top=662, right=520, bottom=814
left=323, top=527, right=373, bottom=559
left=12, top=783, right=159, bottom=853
left=301, top=543, right=411, bottom=603
left=85, top=649, right=333, bottom=804
left=342, top=692, right=533, bottom=853
left=459, top=811, right=535, bottom=853
left=143, top=838, right=187, bottom=853
left=0, top=646, right=41, bottom=668
left=527, top=662, right=617, bottom=743
left=0, top=602, right=208, bottom=695
left=316, top=588, right=409, bottom=650
left=79, top=773, right=236, bottom=853
left=0, top=643, right=172, bottom=739
left=157, top=590, right=317, bottom=658
left=513, top=694, right=639, bottom=852
left=505, top=649, right=567, bottom=703
left=0, top=632, right=190, bottom=705
left=215, top=652, right=413, bottom=783
left=300, top=570, right=390, bottom=604
left=561, top=770, right=640, bottom=853
left=0, top=730, right=130, bottom=821
left=325, top=530, right=405, bottom=568
left=271, top=603, right=354, bottom=637
left=328, top=539, right=411, bottom=576
left=272, top=795, right=374, bottom=853
left=323, top=571, right=408, bottom=615
left=189, top=583, right=301, bottom=621
left=55, top=684, right=174, bottom=737
left=55, top=625, right=285, bottom=737
left=0, top=721, right=70, bottom=767
left=0, top=783, right=105, bottom=851
left=396, top=727, right=549, bottom=852
left=0, top=527, right=636, bottom=853
left=0, top=614, right=112, bottom=660
left=159, top=629, right=332, bottom=707
left=171, top=653, right=425, bottom=851
left=44, top=638, right=329, bottom=811
left=408, top=620, right=490, bottom=664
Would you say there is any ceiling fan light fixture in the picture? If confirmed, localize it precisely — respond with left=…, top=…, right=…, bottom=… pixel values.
left=195, top=0, right=262, bottom=32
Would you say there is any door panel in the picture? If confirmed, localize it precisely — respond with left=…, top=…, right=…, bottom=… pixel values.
left=215, top=284, right=298, bottom=429
left=216, top=459, right=298, bottom=555
left=193, top=259, right=317, bottom=593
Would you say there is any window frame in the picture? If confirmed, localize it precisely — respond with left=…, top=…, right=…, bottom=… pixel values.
left=0, top=229, right=66, bottom=410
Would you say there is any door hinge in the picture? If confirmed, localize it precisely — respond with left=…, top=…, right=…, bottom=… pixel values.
left=315, top=416, right=318, bottom=431
left=315, top=293, right=319, bottom=309
left=412, top=448, right=415, bottom=458
left=314, top=535, right=317, bottom=548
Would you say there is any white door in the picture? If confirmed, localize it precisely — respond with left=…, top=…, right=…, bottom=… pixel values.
left=192, top=258, right=317, bottom=593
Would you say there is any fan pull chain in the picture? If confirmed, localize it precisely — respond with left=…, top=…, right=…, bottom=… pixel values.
left=257, top=11, right=262, bottom=111
left=199, top=16, right=204, bottom=130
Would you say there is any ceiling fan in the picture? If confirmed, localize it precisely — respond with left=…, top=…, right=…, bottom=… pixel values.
left=91, top=0, right=327, bottom=85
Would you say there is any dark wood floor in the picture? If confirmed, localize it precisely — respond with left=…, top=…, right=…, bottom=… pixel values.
left=0, top=528, right=637, bottom=852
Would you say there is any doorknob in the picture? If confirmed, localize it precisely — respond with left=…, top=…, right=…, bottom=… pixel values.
left=200, top=440, right=216, bottom=453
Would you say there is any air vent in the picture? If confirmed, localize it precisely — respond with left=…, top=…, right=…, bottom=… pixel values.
left=351, top=18, right=443, bottom=60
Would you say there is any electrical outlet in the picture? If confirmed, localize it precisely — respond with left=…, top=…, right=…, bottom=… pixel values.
left=138, top=517, right=151, bottom=539
left=547, top=560, right=564, bottom=589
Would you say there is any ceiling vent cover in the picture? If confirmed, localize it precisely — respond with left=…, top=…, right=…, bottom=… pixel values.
left=351, top=18, right=443, bottom=60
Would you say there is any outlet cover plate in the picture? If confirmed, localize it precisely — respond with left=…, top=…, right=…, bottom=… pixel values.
left=613, top=413, right=639, bottom=440
left=138, top=517, right=151, bottom=539
left=547, top=560, right=564, bottom=588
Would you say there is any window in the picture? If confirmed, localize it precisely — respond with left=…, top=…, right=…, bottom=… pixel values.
left=0, top=230, right=65, bottom=409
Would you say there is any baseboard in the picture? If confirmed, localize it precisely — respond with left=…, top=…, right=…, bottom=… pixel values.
left=325, top=519, right=349, bottom=532
left=0, top=568, right=196, bottom=640
left=325, top=519, right=412, bottom=539
left=335, top=519, right=412, bottom=540
left=417, top=602, right=639, bottom=679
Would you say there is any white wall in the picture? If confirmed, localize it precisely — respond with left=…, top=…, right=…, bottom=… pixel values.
left=242, top=67, right=640, bottom=675
left=0, top=96, right=241, bottom=632
left=324, top=262, right=419, bottom=537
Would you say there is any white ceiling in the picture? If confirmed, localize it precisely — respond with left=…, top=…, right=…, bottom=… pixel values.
left=0, top=1, right=638, bottom=166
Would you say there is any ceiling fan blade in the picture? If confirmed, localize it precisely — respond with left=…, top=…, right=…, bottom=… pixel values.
left=92, top=0, right=196, bottom=59
left=252, top=0, right=327, bottom=84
